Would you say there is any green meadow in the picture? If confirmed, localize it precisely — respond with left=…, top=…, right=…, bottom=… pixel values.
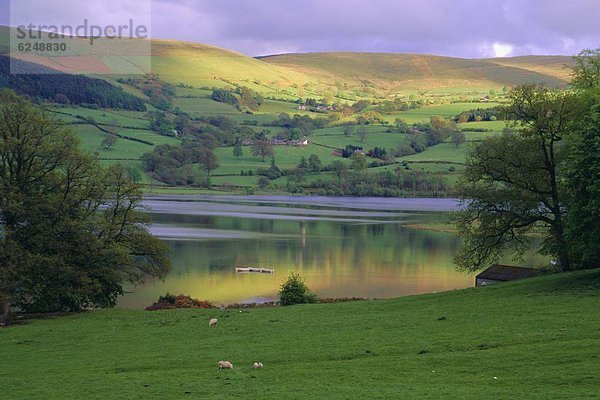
left=58, top=96, right=488, bottom=192
left=1, top=270, right=598, bottom=399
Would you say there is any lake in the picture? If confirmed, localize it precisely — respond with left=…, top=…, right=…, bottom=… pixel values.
left=117, top=196, right=543, bottom=309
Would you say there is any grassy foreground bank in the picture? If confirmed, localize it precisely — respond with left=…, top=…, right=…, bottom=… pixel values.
left=1, top=270, right=599, bottom=399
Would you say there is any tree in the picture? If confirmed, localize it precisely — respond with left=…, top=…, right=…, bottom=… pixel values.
left=308, top=154, right=322, bottom=173
left=0, top=91, right=170, bottom=321
left=125, top=165, right=143, bottom=183
left=101, top=136, right=118, bottom=150
left=197, top=148, right=219, bottom=176
left=350, top=152, right=368, bottom=171
left=287, top=168, right=307, bottom=193
left=330, top=160, right=349, bottom=181
left=564, top=95, right=600, bottom=268
left=297, top=156, right=308, bottom=170
left=238, top=87, right=263, bottom=111
left=211, top=89, right=238, bottom=107
left=395, top=118, right=410, bottom=133
left=265, top=157, right=282, bottom=180
left=351, top=100, right=370, bottom=113
left=279, top=272, right=317, bottom=306
left=454, top=85, right=580, bottom=272
left=233, top=139, right=243, bottom=158
left=571, top=49, right=600, bottom=90
left=357, top=126, right=368, bottom=143
left=343, top=125, right=355, bottom=137
left=257, top=176, right=270, bottom=189
left=564, top=49, right=600, bottom=269
left=451, top=131, right=466, bottom=147
left=252, top=140, right=274, bottom=162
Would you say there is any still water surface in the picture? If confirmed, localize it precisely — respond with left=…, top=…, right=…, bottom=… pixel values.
left=118, top=196, right=542, bottom=309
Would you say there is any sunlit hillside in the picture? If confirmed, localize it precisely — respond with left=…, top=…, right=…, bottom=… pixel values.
left=260, top=52, right=572, bottom=93
left=150, top=40, right=321, bottom=98
left=1, top=26, right=574, bottom=100
left=486, top=55, right=575, bottom=82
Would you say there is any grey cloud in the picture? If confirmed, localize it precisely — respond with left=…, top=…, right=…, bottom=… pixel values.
left=150, top=0, right=600, bottom=57
left=2, top=0, right=599, bottom=57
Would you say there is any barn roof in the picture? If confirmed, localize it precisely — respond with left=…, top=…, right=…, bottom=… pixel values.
left=476, top=265, right=540, bottom=282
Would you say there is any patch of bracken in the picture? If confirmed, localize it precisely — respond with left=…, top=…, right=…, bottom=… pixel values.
left=146, top=294, right=215, bottom=311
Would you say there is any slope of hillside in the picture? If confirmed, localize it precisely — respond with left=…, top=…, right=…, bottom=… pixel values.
left=483, top=55, right=575, bottom=82
left=0, top=26, right=321, bottom=98
left=260, top=52, right=570, bottom=92
left=150, top=40, right=320, bottom=97
left=2, top=25, right=574, bottom=99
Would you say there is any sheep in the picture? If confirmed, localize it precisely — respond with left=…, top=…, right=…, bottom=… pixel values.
left=253, top=362, right=264, bottom=369
left=209, top=318, right=218, bottom=327
left=218, top=361, right=233, bottom=370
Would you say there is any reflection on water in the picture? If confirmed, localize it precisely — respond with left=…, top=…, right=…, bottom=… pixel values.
left=118, top=197, right=546, bottom=309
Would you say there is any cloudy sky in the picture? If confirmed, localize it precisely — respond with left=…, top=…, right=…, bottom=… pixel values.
left=2, top=0, right=599, bottom=58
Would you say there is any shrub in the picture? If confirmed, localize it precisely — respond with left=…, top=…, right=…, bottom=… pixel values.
left=145, top=294, right=214, bottom=310
left=279, top=272, right=318, bottom=306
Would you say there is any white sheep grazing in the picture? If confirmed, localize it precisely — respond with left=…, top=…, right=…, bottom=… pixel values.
left=218, top=361, right=233, bottom=370
left=209, top=318, right=218, bottom=327
left=253, top=362, right=264, bottom=369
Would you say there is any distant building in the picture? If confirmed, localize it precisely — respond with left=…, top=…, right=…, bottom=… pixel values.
left=269, top=137, right=309, bottom=147
left=475, top=265, right=540, bottom=287
left=289, top=138, right=309, bottom=146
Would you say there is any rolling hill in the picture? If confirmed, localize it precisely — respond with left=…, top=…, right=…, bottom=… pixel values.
left=1, top=25, right=575, bottom=100
left=259, top=52, right=573, bottom=93
left=484, top=55, right=575, bottom=82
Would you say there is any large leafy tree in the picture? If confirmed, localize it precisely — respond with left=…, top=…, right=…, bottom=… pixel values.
left=454, top=85, right=581, bottom=271
left=455, top=49, right=600, bottom=272
left=0, top=91, right=170, bottom=321
left=571, top=49, right=600, bottom=90
left=564, top=50, right=600, bottom=268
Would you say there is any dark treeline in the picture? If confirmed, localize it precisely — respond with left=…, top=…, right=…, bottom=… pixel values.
left=117, top=75, right=175, bottom=111
left=374, top=97, right=425, bottom=114
left=271, top=113, right=330, bottom=133
left=305, top=169, right=450, bottom=197
left=0, top=56, right=146, bottom=111
left=211, top=87, right=264, bottom=111
left=142, top=141, right=217, bottom=187
left=454, top=106, right=505, bottom=123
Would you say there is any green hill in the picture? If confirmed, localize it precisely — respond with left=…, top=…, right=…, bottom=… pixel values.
left=260, top=52, right=572, bottom=93
left=484, top=55, right=575, bottom=82
left=1, top=25, right=574, bottom=100
left=150, top=40, right=319, bottom=97
left=1, top=269, right=599, bottom=398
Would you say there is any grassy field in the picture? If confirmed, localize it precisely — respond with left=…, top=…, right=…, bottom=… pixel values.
left=392, top=102, right=501, bottom=124
left=401, top=143, right=471, bottom=164
left=72, top=124, right=179, bottom=160
left=48, top=107, right=150, bottom=129
left=173, top=97, right=240, bottom=115
left=55, top=96, right=488, bottom=193
left=1, top=269, right=599, bottom=399
left=312, top=126, right=408, bottom=149
left=213, top=144, right=337, bottom=177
